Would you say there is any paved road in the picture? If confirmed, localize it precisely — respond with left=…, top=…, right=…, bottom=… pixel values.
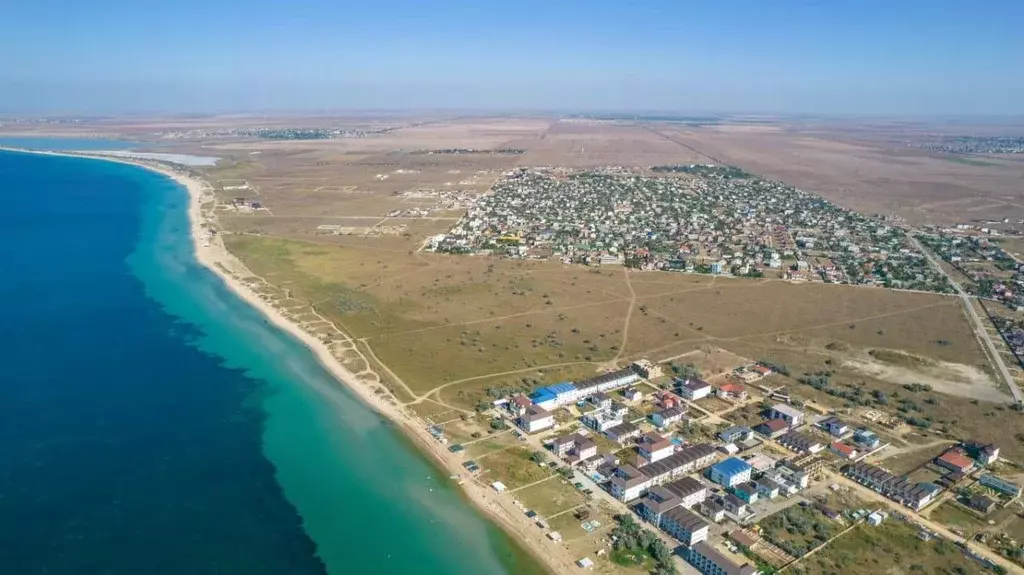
left=910, top=235, right=1023, bottom=405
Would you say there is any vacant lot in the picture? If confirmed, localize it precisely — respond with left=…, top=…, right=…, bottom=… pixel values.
left=514, top=476, right=586, bottom=517
left=759, top=504, right=840, bottom=558
left=792, top=520, right=989, bottom=575
left=478, top=446, right=553, bottom=490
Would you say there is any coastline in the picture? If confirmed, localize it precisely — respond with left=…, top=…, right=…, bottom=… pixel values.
left=0, top=146, right=568, bottom=575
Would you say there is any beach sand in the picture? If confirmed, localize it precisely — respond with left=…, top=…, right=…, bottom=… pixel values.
left=1, top=147, right=577, bottom=574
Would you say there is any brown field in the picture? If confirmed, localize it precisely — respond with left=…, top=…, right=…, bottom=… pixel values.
left=17, top=114, right=1024, bottom=465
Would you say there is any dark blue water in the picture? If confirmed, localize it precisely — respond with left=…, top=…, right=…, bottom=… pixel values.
left=0, top=150, right=543, bottom=575
left=0, top=151, right=326, bottom=573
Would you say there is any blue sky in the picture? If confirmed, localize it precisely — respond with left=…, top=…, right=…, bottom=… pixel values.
left=2, top=0, right=1022, bottom=115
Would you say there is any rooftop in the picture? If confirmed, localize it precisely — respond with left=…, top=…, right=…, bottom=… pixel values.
left=662, top=506, right=709, bottom=533
left=712, top=457, right=753, bottom=477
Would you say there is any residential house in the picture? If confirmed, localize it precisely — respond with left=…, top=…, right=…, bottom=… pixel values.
left=754, top=478, right=781, bottom=500
left=552, top=434, right=597, bottom=465
left=638, top=443, right=718, bottom=485
left=609, top=465, right=652, bottom=502
left=622, top=387, right=643, bottom=402
left=605, top=422, right=641, bottom=444
left=661, top=507, right=710, bottom=547
left=678, top=378, right=712, bottom=401
left=733, top=482, right=759, bottom=504
left=655, top=389, right=683, bottom=410
left=777, top=431, right=824, bottom=454
left=719, top=426, right=754, bottom=444
left=816, top=416, right=851, bottom=437
left=587, top=392, right=612, bottom=411
left=968, top=493, right=997, bottom=514
left=716, top=383, right=748, bottom=400
left=768, top=403, right=805, bottom=427
left=830, top=441, right=859, bottom=460
left=700, top=499, right=726, bottom=523
left=638, top=432, right=676, bottom=464
left=636, top=485, right=682, bottom=527
left=754, top=419, right=789, bottom=439
left=609, top=401, right=630, bottom=419
left=551, top=433, right=581, bottom=456
left=508, top=394, right=533, bottom=417
left=664, top=476, right=709, bottom=509
left=651, top=406, right=686, bottom=428
left=518, top=405, right=554, bottom=433
left=710, top=457, right=753, bottom=488
left=723, top=493, right=750, bottom=517
left=963, top=441, right=1000, bottom=466
left=843, top=462, right=940, bottom=511
left=936, top=449, right=976, bottom=474
left=853, top=428, right=880, bottom=449
left=583, top=410, right=622, bottom=432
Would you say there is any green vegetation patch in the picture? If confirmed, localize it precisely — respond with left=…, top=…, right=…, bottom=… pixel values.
left=759, top=504, right=840, bottom=558
left=792, top=520, right=995, bottom=575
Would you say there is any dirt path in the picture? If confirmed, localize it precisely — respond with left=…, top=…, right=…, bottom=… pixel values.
left=610, top=268, right=637, bottom=365
left=407, top=360, right=599, bottom=403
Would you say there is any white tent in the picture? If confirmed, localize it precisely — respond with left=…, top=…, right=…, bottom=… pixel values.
left=491, top=481, right=507, bottom=493
left=576, top=557, right=594, bottom=569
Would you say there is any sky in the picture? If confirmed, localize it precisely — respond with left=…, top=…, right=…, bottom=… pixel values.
left=2, top=0, right=1022, bottom=115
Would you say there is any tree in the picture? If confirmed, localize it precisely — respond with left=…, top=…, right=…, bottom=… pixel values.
left=529, top=450, right=544, bottom=464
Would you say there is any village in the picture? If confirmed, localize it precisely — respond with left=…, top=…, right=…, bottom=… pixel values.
left=430, top=166, right=955, bottom=293
left=423, top=354, right=1024, bottom=575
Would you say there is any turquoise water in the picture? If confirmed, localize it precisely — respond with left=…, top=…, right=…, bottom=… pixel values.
left=0, top=149, right=544, bottom=574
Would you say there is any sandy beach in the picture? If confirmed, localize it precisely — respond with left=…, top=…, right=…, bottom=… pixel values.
left=0, top=147, right=575, bottom=574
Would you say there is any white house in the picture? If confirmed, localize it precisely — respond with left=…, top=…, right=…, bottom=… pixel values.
left=678, top=378, right=712, bottom=400
left=638, top=432, right=675, bottom=464
left=518, top=405, right=554, bottom=433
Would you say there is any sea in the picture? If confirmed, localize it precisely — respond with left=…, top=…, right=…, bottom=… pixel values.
left=0, top=144, right=545, bottom=575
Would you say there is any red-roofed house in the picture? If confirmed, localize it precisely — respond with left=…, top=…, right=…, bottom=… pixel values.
left=830, top=442, right=859, bottom=460
left=717, top=383, right=748, bottom=400
left=656, top=390, right=682, bottom=410
left=936, top=449, right=976, bottom=474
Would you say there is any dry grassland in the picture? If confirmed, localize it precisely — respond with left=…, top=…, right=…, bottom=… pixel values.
left=223, top=233, right=1017, bottom=447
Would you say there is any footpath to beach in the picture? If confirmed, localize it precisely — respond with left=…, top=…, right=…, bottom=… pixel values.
left=0, top=147, right=574, bottom=575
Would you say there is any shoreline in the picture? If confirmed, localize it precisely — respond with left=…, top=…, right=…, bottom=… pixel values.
left=0, top=146, right=568, bottom=575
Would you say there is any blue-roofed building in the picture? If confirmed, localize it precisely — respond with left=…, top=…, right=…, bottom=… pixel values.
left=709, top=457, right=753, bottom=488
left=980, top=473, right=1022, bottom=497
left=529, top=382, right=579, bottom=409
